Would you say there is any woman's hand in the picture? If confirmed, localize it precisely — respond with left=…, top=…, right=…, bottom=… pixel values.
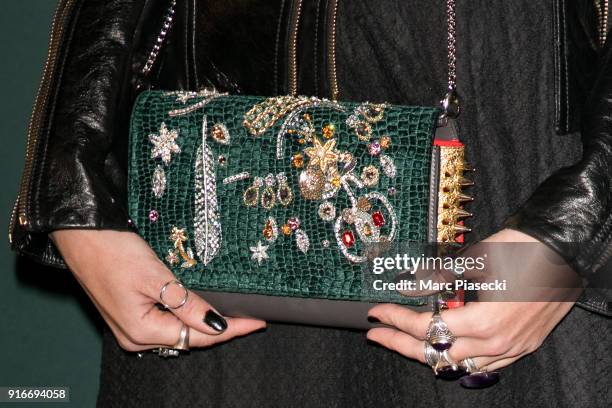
left=51, top=229, right=266, bottom=352
left=366, top=229, right=582, bottom=371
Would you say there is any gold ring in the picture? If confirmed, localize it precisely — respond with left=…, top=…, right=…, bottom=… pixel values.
left=173, top=324, right=190, bottom=351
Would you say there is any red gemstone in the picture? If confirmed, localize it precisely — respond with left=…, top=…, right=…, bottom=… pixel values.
left=372, top=211, right=385, bottom=227
left=342, top=230, right=355, bottom=247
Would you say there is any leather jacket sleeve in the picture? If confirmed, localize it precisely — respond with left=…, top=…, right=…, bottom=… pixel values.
left=505, top=35, right=612, bottom=314
left=9, top=0, right=152, bottom=267
left=9, top=1, right=612, bottom=317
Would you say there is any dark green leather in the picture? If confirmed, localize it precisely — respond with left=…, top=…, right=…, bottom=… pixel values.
left=129, top=91, right=439, bottom=305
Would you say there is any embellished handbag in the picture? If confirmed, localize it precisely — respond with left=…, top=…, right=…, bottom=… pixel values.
left=128, top=0, right=471, bottom=328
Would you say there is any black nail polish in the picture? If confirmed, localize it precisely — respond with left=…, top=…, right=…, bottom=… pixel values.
left=204, top=310, right=227, bottom=332
left=367, top=316, right=380, bottom=323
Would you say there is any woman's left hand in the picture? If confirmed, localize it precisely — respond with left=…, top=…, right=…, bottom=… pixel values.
left=366, top=229, right=581, bottom=372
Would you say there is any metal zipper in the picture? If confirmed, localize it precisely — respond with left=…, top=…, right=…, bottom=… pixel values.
left=327, top=0, right=340, bottom=100
left=141, top=0, right=177, bottom=76
left=288, top=0, right=304, bottom=96
left=597, top=0, right=609, bottom=48
left=9, top=0, right=77, bottom=243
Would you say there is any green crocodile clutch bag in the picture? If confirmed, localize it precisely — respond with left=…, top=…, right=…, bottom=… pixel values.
left=128, top=90, right=469, bottom=327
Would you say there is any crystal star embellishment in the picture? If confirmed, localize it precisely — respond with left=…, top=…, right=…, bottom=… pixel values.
left=304, top=137, right=339, bottom=173
left=149, top=122, right=181, bottom=164
left=250, top=241, right=269, bottom=266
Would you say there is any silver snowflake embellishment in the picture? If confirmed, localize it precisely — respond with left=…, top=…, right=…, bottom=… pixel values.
left=149, top=122, right=181, bottom=164
left=249, top=241, right=269, bottom=265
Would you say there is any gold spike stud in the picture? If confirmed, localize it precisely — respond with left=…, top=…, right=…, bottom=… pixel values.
left=454, top=224, right=472, bottom=233
left=460, top=162, right=476, bottom=172
left=456, top=208, right=473, bottom=218
left=458, top=193, right=474, bottom=202
left=459, top=177, right=474, bottom=187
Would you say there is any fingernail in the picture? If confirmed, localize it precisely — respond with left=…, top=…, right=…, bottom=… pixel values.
left=204, top=310, right=227, bottom=332
left=367, top=316, right=380, bottom=323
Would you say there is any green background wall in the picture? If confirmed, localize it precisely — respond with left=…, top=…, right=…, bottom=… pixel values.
left=0, top=2, right=102, bottom=407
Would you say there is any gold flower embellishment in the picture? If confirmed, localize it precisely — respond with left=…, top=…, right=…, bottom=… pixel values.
left=304, top=136, right=339, bottom=173
left=168, top=226, right=197, bottom=268
left=169, top=226, right=188, bottom=245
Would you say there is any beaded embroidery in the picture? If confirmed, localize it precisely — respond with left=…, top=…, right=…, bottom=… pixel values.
left=241, top=96, right=400, bottom=263
left=149, top=123, right=180, bottom=165
left=194, top=117, right=222, bottom=266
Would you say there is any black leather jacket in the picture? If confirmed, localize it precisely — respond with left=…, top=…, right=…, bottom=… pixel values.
left=9, top=0, right=612, bottom=314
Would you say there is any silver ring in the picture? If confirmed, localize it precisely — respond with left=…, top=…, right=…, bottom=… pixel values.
left=423, top=341, right=440, bottom=368
left=424, top=342, right=459, bottom=375
left=461, top=357, right=479, bottom=374
left=153, top=347, right=180, bottom=358
left=159, top=280, right=189, bottom=309
left=425, top=310, right=456, bottom=352
left=173, top=324, right=190, bottom=351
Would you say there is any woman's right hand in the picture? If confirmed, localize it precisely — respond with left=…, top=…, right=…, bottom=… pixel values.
left=51, top=229, right=266, bottom=352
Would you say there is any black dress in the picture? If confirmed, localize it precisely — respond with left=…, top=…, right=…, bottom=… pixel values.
left=98, top=1, right=612, bottom=407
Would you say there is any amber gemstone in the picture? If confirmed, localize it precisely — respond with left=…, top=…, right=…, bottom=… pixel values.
left=281, top=224, right=292, bottom=236
left=263, top=223, right=274, bottom=240
left=380, top=136, right=391, bottom=149
left=211, top=125, right=226, bottom=140
left=363, top=224, right=373, bottom=237
left=372, top=211, right=385, bottom=227
left=322, top=123, right=335, bottom=139
left=342, top=230, right=356, bottom=247
left=330, top=177, right=341, bottom=188
left=292, top=153, right=304, bottom=168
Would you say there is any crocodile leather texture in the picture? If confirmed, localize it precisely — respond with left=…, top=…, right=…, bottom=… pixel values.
left=8, top=0, right=611, bottom=315
left=128, top=91, right=438, bottom=303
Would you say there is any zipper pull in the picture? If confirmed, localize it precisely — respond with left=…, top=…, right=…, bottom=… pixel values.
left=435, top=117, right=460, bottom=141
left=438, top=87, right=461, bottom=127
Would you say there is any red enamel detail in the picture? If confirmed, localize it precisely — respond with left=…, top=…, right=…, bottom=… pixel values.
left=446, top=290, right=465, bottom=309
left=433, top=139, right=464, bottom=147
